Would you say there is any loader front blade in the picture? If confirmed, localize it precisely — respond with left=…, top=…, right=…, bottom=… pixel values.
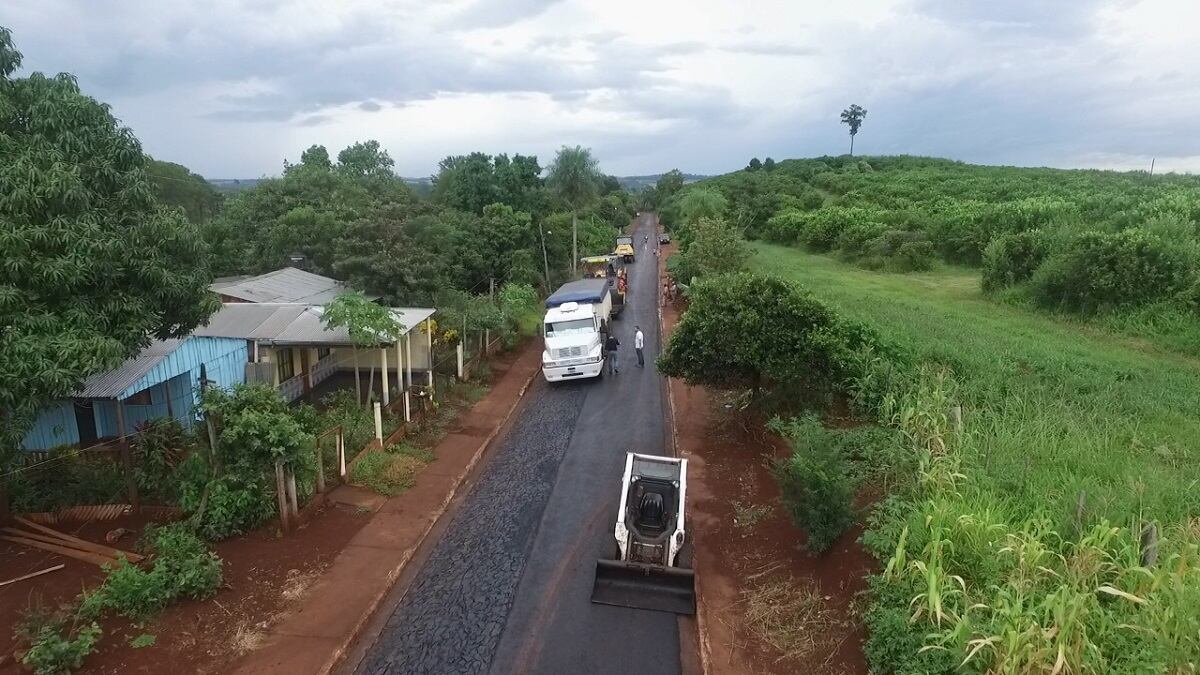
left=591, top=559, right=695, bottom=615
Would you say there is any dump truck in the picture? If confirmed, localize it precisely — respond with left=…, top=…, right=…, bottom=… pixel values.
left=613, top=235, right=636, bottom=263
left=580, top=255, right=625, bottom=317
left=541, top=279, right=613, bottom=382
left=591, top=453, right=695, bottom=615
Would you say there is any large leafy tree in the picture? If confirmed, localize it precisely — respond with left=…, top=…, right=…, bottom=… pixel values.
left=0, top=28, right=218, bottom=456
left=547, top=145, right=600, bottom=274
left=667, top=217, right=751, bottom=284
left=840, top=104, right=867, bottom=156
left=146, top=158, right=223, bottom=223
left=321, top=292, right=404, bottom=404
left=433, top=152, right=543, bottom=216
left=657, top=273, right=880, bottom=400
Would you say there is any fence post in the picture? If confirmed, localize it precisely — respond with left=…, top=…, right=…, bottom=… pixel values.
left=373, top=402, right=383, bottom=442
left=275, top=460, right=292, bottom=534
left=457, top=342, right=465, bottom=380
left=1141, top=523, right=1159, bottom=567
left=404, top=390, right=411, bottom=423
left=337, top=431, right=347, bottom=479
left=115, top=403, right=140, bottom=511
left=285, top=466, right=299, bottom=520
left=315, top=438, right=326, bottom=494
left=949, top=404, right=963, bottom=435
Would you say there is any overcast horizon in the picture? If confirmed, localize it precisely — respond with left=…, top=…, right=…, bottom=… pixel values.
left=3, top=0, right=1198, bottom=179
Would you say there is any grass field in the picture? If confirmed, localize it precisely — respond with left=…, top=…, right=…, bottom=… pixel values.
left=751, top=242, right=1200, bottom=528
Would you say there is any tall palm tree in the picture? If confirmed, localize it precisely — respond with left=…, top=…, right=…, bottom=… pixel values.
left=547, top=145, right=599, bottom=275
left=840, top=104, right=868, bottom=156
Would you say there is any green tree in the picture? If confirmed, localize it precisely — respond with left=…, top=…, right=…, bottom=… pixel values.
left=0, top=28, right=218, bottom=460
left=677, top=188, right=729, bottom=226
left=332, top=204, right=460, bottom=305
left=321, top=293, right=404, bottom=404
left=145, top=158, right=223, bottom=223
left=655, top=169, right=685, bottom=202
left=336, top=140, right=395, bottom=180
left=657, top=273, right=879, bottom=401
left=667, top=217, right=751, bottom=284
left=840, top=104, right=868, bottom=155
left=547, top=145, right=600, bottom=275
left=763, top=157, right=777, bottom=172
left=747, top=158, right=762, bottom=171
left=598, top=174, right=622, bottom=196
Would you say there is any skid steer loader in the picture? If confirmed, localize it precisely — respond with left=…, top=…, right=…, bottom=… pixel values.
left=591, top=452, right=696, bottom=615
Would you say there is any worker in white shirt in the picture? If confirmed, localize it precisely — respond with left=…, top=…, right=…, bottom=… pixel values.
left=634, top=326, right=645, bottom=368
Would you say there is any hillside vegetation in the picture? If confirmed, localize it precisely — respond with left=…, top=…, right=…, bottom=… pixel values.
left=665, top=156, right=1200, bottom=352
left=659, top=157, right=1200, bottom=673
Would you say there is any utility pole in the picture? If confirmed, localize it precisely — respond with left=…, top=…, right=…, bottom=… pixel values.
left=1149, top=158, right=1156, bottom=176
left=540, top=228, right=552, bottom=292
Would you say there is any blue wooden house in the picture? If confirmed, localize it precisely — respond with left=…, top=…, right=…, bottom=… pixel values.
left=20, top=336, right=247, bottom=451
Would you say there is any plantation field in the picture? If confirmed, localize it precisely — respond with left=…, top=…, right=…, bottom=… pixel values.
left=751, top=242, right=1200, bottom=528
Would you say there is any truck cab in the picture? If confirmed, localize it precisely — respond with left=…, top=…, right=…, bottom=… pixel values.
left=542, top=279, right=613, bottom=382
left=614, top=235, right=636, bottom=263
left=542, top=302, right=605, bottom=381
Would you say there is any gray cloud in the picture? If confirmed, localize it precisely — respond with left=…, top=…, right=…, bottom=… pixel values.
left=443, top=0, right=565, bottom=29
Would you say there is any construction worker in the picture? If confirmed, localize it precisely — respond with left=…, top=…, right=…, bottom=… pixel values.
left=634, top=326, right=645, bottom=368
left=605, top=332, right=621, bottom=375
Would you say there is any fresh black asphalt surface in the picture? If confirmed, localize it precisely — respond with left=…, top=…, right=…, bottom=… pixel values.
left=354, top=214, right=679, bottom=675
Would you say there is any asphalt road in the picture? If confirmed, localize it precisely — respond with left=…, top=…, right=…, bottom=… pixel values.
left=353, top=214, right=679, bottom=675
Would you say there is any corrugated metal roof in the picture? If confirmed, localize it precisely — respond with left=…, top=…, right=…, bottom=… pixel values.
left=78, top=338, right=186, bottom=399
left=209, top=267, right=356, bottom=304
left=194, top=303, right=435, bottom=345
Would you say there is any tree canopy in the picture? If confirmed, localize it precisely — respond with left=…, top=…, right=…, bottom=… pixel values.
left=0, top=27, right=217, bottom=453
left=146, top=158, right=223, bottom=223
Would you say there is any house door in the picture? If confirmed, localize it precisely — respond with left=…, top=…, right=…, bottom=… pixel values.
left=75, top=401, right=98, bottom=446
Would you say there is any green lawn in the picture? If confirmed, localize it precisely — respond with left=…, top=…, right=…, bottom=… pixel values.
left=751, top=243, right=1200, bottom=525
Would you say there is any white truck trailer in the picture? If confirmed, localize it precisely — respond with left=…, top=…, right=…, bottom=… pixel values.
left=542, top=278, right=614, bottom=382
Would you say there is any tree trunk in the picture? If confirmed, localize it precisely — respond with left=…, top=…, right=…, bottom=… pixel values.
left=353, top=346, right=362, bottom=405
left=366, top=364, right=377, bottom=404
left=572, top=211, right=578, bottom=276
left=540, top=228, right=551, bottom=291
left=849, top=133, right=855, bottom=157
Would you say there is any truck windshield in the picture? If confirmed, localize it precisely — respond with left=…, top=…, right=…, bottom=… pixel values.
left=616, top=237, right=633, bottom=245
left=544, top=319, right=595, bottom=337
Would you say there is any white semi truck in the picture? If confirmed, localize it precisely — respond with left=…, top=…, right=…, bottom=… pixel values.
left=542, top=278, right=614, bottom=382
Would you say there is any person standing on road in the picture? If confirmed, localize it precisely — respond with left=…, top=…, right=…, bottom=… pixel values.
left=634, top=326, right=645, bottom=368
left=605, top=332, right=621, bottom=375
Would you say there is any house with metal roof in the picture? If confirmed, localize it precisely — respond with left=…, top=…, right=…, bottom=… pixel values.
left=209, top=267, right=368, bottom=304
left=193, top=302, right=436, bottom=405
left=20, top=336, right=247, bottom=451
left=20, top=300, right=437, bottom=452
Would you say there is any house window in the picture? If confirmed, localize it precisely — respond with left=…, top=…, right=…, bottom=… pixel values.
left=317, top=347, right=331, bottom=360
left=126, top=389, right=153, bottom=406
left=276, top=348, right=295, bottom=382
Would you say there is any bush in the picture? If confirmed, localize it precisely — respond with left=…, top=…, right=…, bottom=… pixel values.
left=666, top=217, right=752, bottom=284
left=769, top=416, right=855, bottom=554
left=1030, top=230, right=1195, bottom=313
left=797, top=206, right=882, bottom=252
left=834, top=221, right=889, bottom=259
left=763, top=209, right=807, bottom=244
left=350, top=444, right=433, bottom=495
left=658, top=273, right=889, bottom=405
left=981, top=230, right=1051, bottom=292
left=133, top=419, right=192, bottom=503
left=179, top=471, right=276, bottom=541
left=16, top=607, right=102, bottom=675
left=79, top=524, right=222, bottom=622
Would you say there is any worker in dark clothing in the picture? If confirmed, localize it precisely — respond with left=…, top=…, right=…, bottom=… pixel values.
left=605, top=333, right=620, bottom=375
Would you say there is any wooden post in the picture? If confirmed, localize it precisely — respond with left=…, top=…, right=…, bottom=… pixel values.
left=404, top=390, right=411, bottom=423
left=406, top=333, right=413, bottom=389
left=426, top=319, right=434, bottom=388
left=373, top=402, right=383, bottom=442
left=275, top=460, right=291, bottom=534
left=1141, top=523, right=1159, bottom=567
left=485, top=277, right=494, bottom=355
left=1074, top=491, right=1087, bottom=535
left=115, top=401, right=139, bottom=511
left=285, top=466, right=299, bottom=519
left=395, top=339, right=404, bottom=395
left=315, top=439, right=326, bottom=494
left=949, top=405, right=963, bottom=435
left=457, top=342, right=465, bottom=380
left=337, top=432, right=347, bottom=479
left=380, top=347, right=390, bottom=406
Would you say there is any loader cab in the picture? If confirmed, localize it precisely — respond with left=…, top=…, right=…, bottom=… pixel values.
left=627, top=476, right=677, bottom=539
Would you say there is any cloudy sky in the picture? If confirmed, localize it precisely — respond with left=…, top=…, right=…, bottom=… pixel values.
left=3, top=0, right=1198, bottom=178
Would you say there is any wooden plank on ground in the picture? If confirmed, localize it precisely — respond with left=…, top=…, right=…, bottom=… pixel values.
left=0, top=564, right=65, bottom=588
left=0, top=535, right=116, bottom=567
left=1, top=527, right=143, bottom=563
left=11, top=516, right=143, bottom=562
